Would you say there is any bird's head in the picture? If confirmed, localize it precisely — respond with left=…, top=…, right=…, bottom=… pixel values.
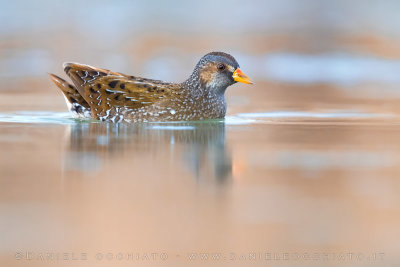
left=190, top=52, right=252, bottom=95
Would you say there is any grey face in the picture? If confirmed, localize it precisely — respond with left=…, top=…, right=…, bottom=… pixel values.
left=197, top=52, right=240, bottom=94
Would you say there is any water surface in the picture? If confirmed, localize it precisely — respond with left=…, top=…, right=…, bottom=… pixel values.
left=1, top=105, right=400, bottom=267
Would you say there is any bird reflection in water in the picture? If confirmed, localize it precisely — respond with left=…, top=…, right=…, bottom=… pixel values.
left=62, top=120, right=232, bottom=183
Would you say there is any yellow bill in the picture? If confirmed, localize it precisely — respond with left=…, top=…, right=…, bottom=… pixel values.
left=232, top=68, right=253, bottom=84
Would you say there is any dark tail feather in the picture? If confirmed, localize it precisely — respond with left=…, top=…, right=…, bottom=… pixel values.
left=49, top=73, right=91, bottom=118
left=49, top=73, right=90, bottom=109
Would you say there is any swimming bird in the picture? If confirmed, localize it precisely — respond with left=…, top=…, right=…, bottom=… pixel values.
left=49, top=52, right=252, bottom=122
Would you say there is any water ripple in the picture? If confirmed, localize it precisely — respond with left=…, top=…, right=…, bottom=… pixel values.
left=0, top=110, right=396, bottom=126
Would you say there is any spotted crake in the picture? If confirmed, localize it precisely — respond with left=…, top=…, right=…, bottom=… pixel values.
left=49, top=52, right=252, bottom=122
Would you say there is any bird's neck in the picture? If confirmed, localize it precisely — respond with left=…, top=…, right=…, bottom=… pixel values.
left=181, top=72, right=227, bottom=119
left=182, top=71, right=226, bottom=100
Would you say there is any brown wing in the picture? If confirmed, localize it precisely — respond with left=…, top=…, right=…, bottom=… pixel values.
left=63, top=62, right=178, bottom=118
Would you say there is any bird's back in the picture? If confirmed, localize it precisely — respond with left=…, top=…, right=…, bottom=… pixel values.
left=50, top=63, right=183, bottom=121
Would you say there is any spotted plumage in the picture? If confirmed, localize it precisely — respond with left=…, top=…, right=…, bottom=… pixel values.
left=49, top=52, right=252, bottom=122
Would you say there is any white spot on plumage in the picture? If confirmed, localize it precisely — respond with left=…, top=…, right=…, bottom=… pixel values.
left=106, top=89, right=125, bottom=94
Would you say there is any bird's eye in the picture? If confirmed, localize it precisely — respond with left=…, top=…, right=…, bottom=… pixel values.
left=217, top=63, right=225, bottom=71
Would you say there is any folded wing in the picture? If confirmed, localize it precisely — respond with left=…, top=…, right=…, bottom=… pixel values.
left=63, top=63, right=177, bottom=119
